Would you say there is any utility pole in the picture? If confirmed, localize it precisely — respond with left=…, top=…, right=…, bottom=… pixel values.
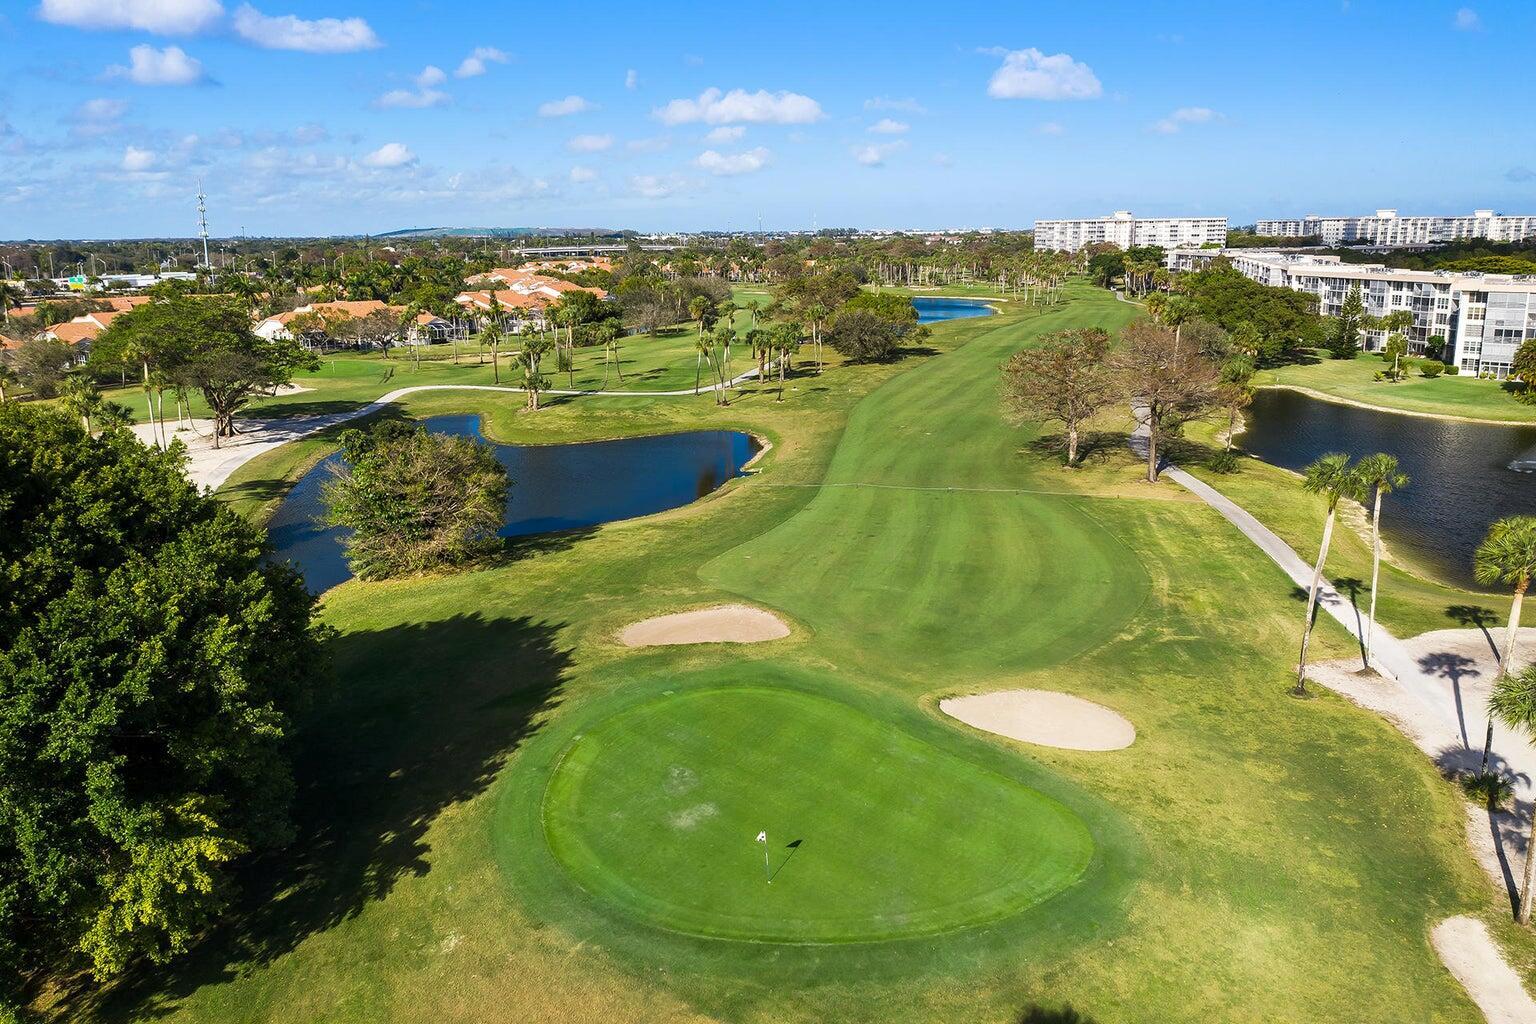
left=196, top=181, right=211, bottom=270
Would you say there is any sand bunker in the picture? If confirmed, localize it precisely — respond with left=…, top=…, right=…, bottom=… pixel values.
left=940, top=689, right=1135, bottom=751
left=619, top=605, right=789, bottom=647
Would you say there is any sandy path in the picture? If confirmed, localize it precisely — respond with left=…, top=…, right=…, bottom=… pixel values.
left=1431, top=916, right=1536, bottom=1023
left=618, top=605, right=789, bottom=647
left=939, top=690, right=1135, bottom=751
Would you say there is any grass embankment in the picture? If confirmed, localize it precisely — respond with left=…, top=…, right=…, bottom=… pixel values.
left=1259, top=353, right=1535, bottom=423
left=62, top=283, right=1533, bottom=1024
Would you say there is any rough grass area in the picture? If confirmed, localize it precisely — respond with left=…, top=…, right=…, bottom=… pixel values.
left=1258, top=352, right=1535, bottom=423
left=52, top=283, right=1535, bottom=1024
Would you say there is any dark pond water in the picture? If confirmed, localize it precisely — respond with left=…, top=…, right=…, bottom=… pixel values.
left=1240, top=388, right=1536, bottom=587
left=912, top=297, right=995, bottom=324
left=267, top=414, right=759, bottom=592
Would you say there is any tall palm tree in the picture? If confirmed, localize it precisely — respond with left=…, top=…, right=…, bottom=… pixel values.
left=520, top=334, right=552, bottom=410
left=1489, top=665, right=1536, bottom=925
left=1296, top=453, right=1356, bottom=695
left=804, top=302, right=830, bottom=373
left=1354, top=454, right=1410, bottom=668
left=1474, top=516, right=1536, bottom=773
left=694, top=331, right=712, bottom=396
left=58, top=377, right=104, bottom=436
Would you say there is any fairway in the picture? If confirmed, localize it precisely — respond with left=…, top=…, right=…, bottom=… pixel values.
left=540, top=686, right=1094, bottom=942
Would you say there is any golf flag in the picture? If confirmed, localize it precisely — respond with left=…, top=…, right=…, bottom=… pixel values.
left=755, top=831, right=767, bottom=843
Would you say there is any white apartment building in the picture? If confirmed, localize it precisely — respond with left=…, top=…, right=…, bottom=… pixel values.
left=1033, top=211, right=1228, bottom=253
left=1254, top=209, right=1536, bottom=247
left=1165, top=248, right=1536, bottom=376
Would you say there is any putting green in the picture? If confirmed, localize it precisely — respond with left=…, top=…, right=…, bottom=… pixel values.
left=540, top=686, right=1094, bottom=943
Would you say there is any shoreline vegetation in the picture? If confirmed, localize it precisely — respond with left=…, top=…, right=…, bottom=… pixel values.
left=1259, top=381, right=1536, bottom=427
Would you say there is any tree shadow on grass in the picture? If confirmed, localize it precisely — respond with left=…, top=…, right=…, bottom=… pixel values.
left=1024, top=430, right=1132, bottom=467
left=1433, top=745, right=1531, bottom=916
left=1019, top=1004, right=1098, bottom=1023
left=80, top=611, right=573, bottom=1021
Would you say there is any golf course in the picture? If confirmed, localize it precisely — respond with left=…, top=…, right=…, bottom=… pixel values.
left=67, top=282, right=1535, bottom=1023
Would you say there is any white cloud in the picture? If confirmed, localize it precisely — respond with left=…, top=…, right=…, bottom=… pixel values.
left=1038, top=120, right=1064, bottom=135
left=864, top=96, right=926, bottom=114
left=454, top=46, right=507, bottom=78
left=538, top=95, right=593, bottom=117
left=986, top=48, right=1102, bottom=100
left=852, top=140, right=907, bottom=166
left=415, top=65, right=446, bottom=87
left=362, top=142, right=415, bottom=168
left=630, top=173, right=685, bottom=199
left=868, top=118, right=908, bottom=135
left=654, top=87, right=824, bottom=125
left=567, top=133, right=613, bottom=153
left=1454, top=7, right=1481, bottom=30
left=625, top=68, right=639, bottom=90
left=696, top=146, right=769, bottom=176
left=121, top=145, right=157, bottom=172
left=705, top=125, right=745, bottom=143
left=39, top=0, right=224, bottom=34
left=107, top=44, right=206, bottom=85
left=569, top=165, right=597, bottom=183
left=627, top=135, right=670, bottom=154
left=71, top=98, right=129, bottom=137
left=231, top=4, right=380, bottom=53
left=1151, top=106, right=1218, bottom=134
left=375, top=86, right=449, bottom=109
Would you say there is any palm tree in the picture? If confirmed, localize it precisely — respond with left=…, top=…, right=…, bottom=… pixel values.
left=709, top=321, right=733, bottom=405
left=520, top=334, right=552, bottom=410
left=1351, top=454, right=1410, bottom=668
left=1489, top=665, right=1536, bottom=925
left=805, top=302, right=830, bottom=373
left=58, top=376, right=104, bottom=436
left=1474, top=516, right=1536, bottom=773
left=593, top=322, right=623, bottom=387
left=479, top=320, right=504, bottom=385
left=1296, top=452, right=1356, bottom=695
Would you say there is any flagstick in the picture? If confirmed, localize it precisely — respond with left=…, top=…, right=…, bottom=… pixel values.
left=763, top=832, right=771, bottom=883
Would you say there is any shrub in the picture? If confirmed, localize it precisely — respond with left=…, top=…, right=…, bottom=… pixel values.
left=322, top=421, right=511, bottom=579
left=1208, top=450, right=1240, bottom=474
left=1418, top=360, right=1443, bottom=378
left=826, top=310, right=905, bottom=363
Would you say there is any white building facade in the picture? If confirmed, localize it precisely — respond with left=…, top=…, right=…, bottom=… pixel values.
left=1254, top=209, right=1536, bottom=247
left=1166, top=248, right=1536, bottom=377
left=1033, top=211, right=1228, bottom=253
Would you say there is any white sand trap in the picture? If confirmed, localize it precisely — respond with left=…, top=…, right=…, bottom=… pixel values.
left=619, top=604, right=789, bottom=648
left=940, top=689, right=1135, bottom=751
left=1432, top=916, right=1536, bottom=1023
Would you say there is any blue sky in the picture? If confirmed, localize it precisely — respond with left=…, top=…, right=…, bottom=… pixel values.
left=1, top=0, right=1532, bottom=238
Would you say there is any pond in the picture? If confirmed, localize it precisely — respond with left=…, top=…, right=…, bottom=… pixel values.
left=267, top=414, right=760, bottom=592
left=912, top=297, right=995, bottom=324
left=1240, top=388, right=1536, bottom=588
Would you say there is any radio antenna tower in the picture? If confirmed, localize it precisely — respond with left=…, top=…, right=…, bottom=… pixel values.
left=196, top=181, right=211, bottom=269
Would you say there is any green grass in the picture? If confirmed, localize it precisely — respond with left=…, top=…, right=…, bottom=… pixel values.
left=1259, top=352, right=1536, bottom=423
left=536, top=680, right=1094, bottom=943
left=55, top=282, right=1535, bottom=1024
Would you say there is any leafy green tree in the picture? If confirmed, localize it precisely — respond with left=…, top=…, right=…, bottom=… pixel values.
left=0, top=360, right=14, bottom=403
left=1474, top=516, right=1536, bottom=773
left=1295, top=453, right=1356, bottom=694
left=0, top=404, right=325, bottom=998
left=1353, top=454, right=1409, bottom=667
left=826, top=310, right=904, bottom=364
left=1000, top=328, right=1118, bottom=466
left=10, top=336, right=72, bottom=398
left=1489, top=664, right=1536, bottom=925
left=321, top=422, right=510, bottom=579
left=1327, top=284, right=1364, bottom=359
left=1113, top=321, right=1221, bottom=483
